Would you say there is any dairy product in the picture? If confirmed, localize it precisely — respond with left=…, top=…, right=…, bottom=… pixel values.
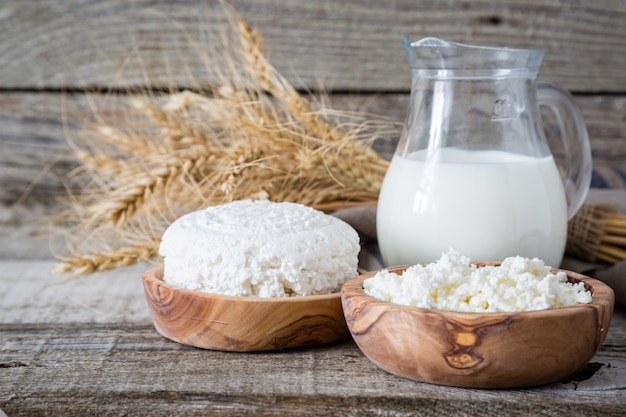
left=159, top=200, right=360, bottom=298
left=377, top=148, right=568, bottom=267
left=363, top=248, right=592, bottom=312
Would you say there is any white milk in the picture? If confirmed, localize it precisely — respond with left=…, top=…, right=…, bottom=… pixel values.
left=377, top=148, right=568, bottom=267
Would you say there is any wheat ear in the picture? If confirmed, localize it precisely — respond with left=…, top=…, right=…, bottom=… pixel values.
left=55, top=238, right=161, bottom=276
left=232, top=14, right=346, bottom=143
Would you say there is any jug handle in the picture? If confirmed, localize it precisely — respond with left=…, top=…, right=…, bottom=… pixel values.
left=537, top=82, right=592, bottom=220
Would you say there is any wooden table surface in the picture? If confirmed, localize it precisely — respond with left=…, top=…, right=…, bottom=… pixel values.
left=2, top=254, right=626, bottom=416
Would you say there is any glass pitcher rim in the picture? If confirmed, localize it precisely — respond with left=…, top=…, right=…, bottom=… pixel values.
left=404, top=36, right=544, bottom=77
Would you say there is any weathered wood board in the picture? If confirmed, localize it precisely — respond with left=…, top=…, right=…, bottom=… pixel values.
left=1, top=0, right=626, bottom=205
left=2, top=323, right=625, bottom=416
left=2, top=0, right=625, bottom=91
left=1, top=260, right=625, bottom=416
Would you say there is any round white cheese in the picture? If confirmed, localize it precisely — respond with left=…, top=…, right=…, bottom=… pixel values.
left=159, top=200, right=360, bottom=297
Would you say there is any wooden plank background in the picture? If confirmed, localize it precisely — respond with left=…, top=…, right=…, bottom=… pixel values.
left=1, top=0, right=625, bottom=206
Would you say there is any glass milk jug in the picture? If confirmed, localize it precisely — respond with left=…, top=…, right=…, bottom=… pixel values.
left=377, top=37, right=591, bottom=268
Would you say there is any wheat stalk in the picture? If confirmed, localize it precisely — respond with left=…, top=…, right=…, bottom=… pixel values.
left=55, top=239, right=161, bottom=275
left=53, top=4, right=396, bottom=275
left=566, top=203, right=626, bottom=264
left=231, top=11, right=348, bottom=145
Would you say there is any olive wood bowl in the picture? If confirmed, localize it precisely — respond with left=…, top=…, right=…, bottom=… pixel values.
left=341, top=264, right=614, bottom=389
left=142, top=267, right=349, bottom=351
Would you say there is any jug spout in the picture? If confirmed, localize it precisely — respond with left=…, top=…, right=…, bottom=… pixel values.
left=403, top=37, right=543, bottom=77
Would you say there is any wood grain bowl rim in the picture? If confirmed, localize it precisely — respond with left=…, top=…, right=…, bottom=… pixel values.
left=142, top=266, right=343, bottom=303
left=341, top=263, right=615, bottom=319
left=142, top=266, right=350, bottom=351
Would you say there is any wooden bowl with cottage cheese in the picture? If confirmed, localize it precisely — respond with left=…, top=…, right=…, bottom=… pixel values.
left=143, top=267, right=349, bottom=351
left=143, top=200, right=360, bottom=351
left=341, top=258, right=614, bottom=388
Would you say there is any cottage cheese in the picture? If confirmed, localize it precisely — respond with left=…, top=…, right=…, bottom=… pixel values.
left=159, top=200, right=360, bottom=297
left=364, top=249, right=592, bottom=312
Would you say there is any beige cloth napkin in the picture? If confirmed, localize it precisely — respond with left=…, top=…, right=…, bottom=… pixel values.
left=333, top=188, right=626, bottom=307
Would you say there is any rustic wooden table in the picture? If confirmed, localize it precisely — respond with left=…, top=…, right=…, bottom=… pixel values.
left=1, top=253, right=625, bottom=416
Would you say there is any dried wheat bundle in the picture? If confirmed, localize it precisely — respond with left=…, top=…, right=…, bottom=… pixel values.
left=53, top=5, right=396, bottom=274
left=566, top=203, right=626, bottom=264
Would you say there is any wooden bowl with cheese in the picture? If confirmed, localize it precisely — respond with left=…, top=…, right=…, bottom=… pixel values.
left=143, top=200, right=360, bottom=352
left=143, top=266, right=349, bottom=351
left=341, top=264, right=614, bottom=388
